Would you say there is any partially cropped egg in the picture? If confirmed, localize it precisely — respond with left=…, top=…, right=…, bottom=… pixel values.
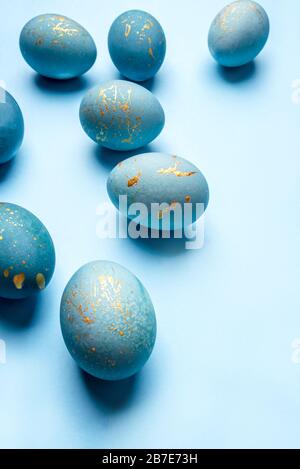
left=60, top=260, right=156, bottom=381
left=0, top=203, right=55, bottom=299
left=79, top=80, right=165, bottom=151
left=208, top=0, right=270, bottom=67
left=19, top=13, right=97, bottom=79
left=107, top=153, right=209, bottom=230
left=108, top=9, right=166, bottom=82
left=0, top=88, right=24, bottom=165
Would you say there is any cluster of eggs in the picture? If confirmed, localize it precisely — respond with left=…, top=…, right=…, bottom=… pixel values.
left=0, top=1, right=270, bottom=381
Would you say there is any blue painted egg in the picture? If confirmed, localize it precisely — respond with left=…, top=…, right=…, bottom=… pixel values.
left=0, top=88, right=24, bottom=165
left=108, top=9, right=166, bottom=82
left=60, top=260, right=156, bottom=381
left=79, top=80, right=165, bottom=151
left=208, top=0, right=269, bottom=67
left=107, top=153, right=209, bottom=230
left=0, top=203, right=55, bottom=299
left=19, top=14, right=97, bottom=79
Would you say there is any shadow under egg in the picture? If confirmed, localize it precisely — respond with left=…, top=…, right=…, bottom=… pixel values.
left=0, top=294, right=41, bottom=329
left=113, top=71, right=158, bottom=92
left=0, top=157, right=16, bottom=182
left=79, top=368, right=140, bottom=413
left=216, top=61, right=257, bottom=84
left=92, top=143, right=158, bottom=171
left=123, top=217, right=199, bottom=257
left=33, top=73, right=93, bottom=94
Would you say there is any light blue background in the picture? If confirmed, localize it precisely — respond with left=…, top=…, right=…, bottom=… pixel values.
left=0, top=0, right=299, bottom=449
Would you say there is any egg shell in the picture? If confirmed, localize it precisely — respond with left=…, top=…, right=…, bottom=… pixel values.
left=208, top=0, right=269, bottom=67
left=60, top=260, right=156, bottom=381
left=0, top=88, right=24, bottom=164
left=79, top=80, right=165, bottom=151
left=108, top=9, right=166, bottom=82
left=107, top=153, right=209, bottom=230
left=0, top=203, right=55, bottom=299
left=19, top=13, right=97, bottom=79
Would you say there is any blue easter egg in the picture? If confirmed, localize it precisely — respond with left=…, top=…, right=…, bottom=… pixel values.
left=19, top=14, right=97, bottom=79
left=79, top=80, right=165, bottom=151
left=60, top=260, right=156, bottom=381
left=208, top=0, right=269, bottom=67
left=107, top=153, right=209, bottom=230
left=0, top=203, right=55, bottom=299
left=0, top=88, right=24, bottom=165
left=108, top=9, right=166, bottom=82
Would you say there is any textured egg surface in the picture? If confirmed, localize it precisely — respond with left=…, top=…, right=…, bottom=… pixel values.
left=79, top=80, right=165, bottom=151
left=208, top=0, right=269, bottom=67
left=60, top=260, right=156, bottom=381
left=0, top=88, right=24, bottom=164
left=19, top=13, right=97, bottom=79
left=107, top=153, right=209, bottom=230
left=0, top=203, right=55, bottom=299
left=108, top=9, right=166, bottom=82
